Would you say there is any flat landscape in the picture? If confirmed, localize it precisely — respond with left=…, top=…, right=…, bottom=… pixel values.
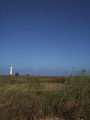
left=0, top=75, right=90, bottom=120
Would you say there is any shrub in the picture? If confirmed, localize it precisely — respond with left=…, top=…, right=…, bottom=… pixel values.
left=61, top=75, right=90, bottom=120
left=15, top=72, right=19, bottom=76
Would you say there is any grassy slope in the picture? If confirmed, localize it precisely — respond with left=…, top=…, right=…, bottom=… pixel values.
left=0, top=75, right=90, bottom=120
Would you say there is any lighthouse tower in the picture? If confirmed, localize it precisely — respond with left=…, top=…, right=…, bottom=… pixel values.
left=10, top=64, right=12, bottom=75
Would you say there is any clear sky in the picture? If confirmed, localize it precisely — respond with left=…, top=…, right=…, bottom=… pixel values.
left=0, top=0, right=90, bottom=75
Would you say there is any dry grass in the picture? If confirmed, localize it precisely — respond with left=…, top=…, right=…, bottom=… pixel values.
left=0, top=75, right=90, bottom=120
left=41, top=83, right=64, bottom=91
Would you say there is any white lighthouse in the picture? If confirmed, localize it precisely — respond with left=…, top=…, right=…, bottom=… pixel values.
left=10, top=64, right=12, bottom=75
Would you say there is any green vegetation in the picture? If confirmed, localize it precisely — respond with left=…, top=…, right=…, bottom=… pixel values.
left=0, top=74, right=90, bottom=120
left=15, top=72, right=19, bottom=76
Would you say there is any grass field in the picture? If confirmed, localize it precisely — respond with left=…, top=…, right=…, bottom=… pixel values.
left=0, top=75, right=90, bottom=120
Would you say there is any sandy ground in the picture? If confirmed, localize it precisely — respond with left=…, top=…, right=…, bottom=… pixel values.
left=39, top=117, right=65, bottom=120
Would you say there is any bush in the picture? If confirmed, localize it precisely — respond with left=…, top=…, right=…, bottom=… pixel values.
left=15, top=72, right=19, bottom=76
left=61, top=75, right=90, bottom=120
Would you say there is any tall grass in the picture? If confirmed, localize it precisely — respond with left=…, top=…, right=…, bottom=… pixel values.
left=0, top=75, right=90, bottom=120
left=61, top=76, right=90, bottom=120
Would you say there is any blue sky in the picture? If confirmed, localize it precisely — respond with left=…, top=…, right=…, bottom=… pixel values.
left=0, top=0, right=90, bottom=75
